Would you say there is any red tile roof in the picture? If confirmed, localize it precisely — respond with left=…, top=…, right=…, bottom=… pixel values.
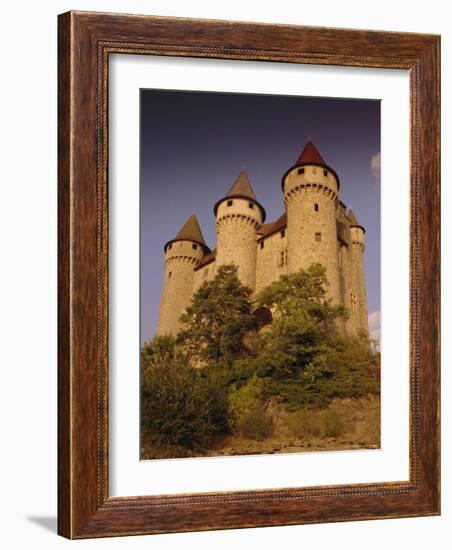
left=296, top=141, right=326, bottom=166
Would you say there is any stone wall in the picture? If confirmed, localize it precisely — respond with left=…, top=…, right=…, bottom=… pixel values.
left=283, top=164, right=341, bottom=306
left=255, top=229, right=288, bottom=293
left=156, top=240, right=205, bottom=336
left=215, top=197, right=263, bottom=290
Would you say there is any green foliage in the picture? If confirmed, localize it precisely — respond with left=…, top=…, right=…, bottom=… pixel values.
left=141, top=336, right=228, bottom=450
left=265, top=332, right=379, bottom=410
left=254, top=264, right=347, bottom=378
left=228, top=376, right=273, bottom=440
left=140, top=264, right=380, bottom=455
left=322, top=409, right=345, bottom=438
left=179, top=264, right=256, bottom=364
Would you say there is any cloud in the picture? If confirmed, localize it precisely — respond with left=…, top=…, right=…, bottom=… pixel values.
left=371, top=152, right=381, bottom=177
left=368, top=310, right=380, bottom=342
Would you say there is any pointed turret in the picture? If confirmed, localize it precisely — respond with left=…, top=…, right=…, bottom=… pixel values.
left=164, top=214, right=210, bottom=253
left=347, top=208, right=359, bottom=227
left=282, top=140, right=340, bottom=191
left=282, top=138, right=342, bottom=307
left=175, top=214, right=206, bottom=245
left=347, top=208, right=366, bottom=233
left=214, top=171, right=265, bottom=290
left=158, top=214, right=209, bottom=336
left=214, top=171, right=266, bottom=221
left=225, top=171, right=257, bottom=200
left=296, top=141, right=327, bottom=166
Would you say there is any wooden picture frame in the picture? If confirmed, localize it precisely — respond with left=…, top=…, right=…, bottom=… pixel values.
left=58, top=11, right=440, bottom=539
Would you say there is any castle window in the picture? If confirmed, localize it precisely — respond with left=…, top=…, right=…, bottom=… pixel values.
left=192, top=243, right=198, bottom=250
left=350, top=292, right=357, bottom=312
left=168, top=271, right=172, bottom=279
left=298, top=167, right=305, bottom=175
left=227, top=200, right=233, bottom=207
left=279, top=248, right=288, bottom=267
left=315, top=232, right=322, bottom=242
left=260, top=241, right=264, bottom=249
left=168, top=244, right=172, bottom=250
left=323, top=169, right=328, bottom=177
left=248, top=202, right=254, bottom=209
left=314, top=203, right=319, bottom=212
left=312, top=167, right=317, bottom=174
left=280, top=229, right=285, bottom=238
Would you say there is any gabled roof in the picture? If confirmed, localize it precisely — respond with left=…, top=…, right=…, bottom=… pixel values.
left=226, top=171, right=257, bottom=200
left=174, top=213, right=206, bottom=245
left=296, top=141, right=326, bottom=166
left=257, top=212, right=287, bottom=240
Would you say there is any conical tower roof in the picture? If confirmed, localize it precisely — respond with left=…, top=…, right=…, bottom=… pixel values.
left=226, top=171, right=257, bottom=200
left=347, top=208, right=359, bottom=226
left=175, top=214, right=206, bottom=245
left=164, top=214, right=210, bottom=252
left=296, top=141, right=326, bottom=166
left=214, top=171, right=266, bottom=221
left=347, top=208, right=365, bottom=232
left=282, top=139, right=340, bottom=190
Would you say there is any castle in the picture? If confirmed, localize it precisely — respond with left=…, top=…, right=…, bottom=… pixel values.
left=156, top=141, right=368, bottom=337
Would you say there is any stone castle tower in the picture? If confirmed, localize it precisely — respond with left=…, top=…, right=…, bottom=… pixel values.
left=156, top=141, right=368, bottom=337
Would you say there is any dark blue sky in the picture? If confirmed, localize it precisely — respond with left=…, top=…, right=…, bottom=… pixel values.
left=140, top=90, right=380, bottom=344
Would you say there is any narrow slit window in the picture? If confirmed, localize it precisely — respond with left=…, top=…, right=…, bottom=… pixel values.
left=260, top=241, right=264, bottom=249
left=314, top=203, right=319, bottom=212
left=280, top=229, right=286, bottom=238
left=279, top=248, right=288, bottom=267
left=315, top=232, right=322, bottom=242
left=168, top=271, right=172, bottom=279
left=248, top=202, right=254, bottom=209
left=323, top=169, right=328, bottom=177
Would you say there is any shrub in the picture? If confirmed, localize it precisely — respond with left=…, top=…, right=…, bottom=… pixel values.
left=228, top=376, right=273, bottom=440
left=286, top=410, right=321, bottom=438
left=322, top=409, right=345, bottom=438
left=141, top=337, right=228, bottom=450
left=239, top=406, right=273, bottom=440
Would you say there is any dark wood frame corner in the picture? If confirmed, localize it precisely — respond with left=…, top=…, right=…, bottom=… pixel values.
left=58, top=10, right=440, bottom=539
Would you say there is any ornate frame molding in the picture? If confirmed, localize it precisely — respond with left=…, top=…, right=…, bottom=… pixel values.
left=58, top=11, right=440, bottom=538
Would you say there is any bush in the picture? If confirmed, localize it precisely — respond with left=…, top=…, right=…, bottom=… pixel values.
left=286, top=410, right=321, bottom=438
left=239, top=406, right=273, bottom=440
left=322, top=409, right=345, bottom=438
left=141, top=337, right=228, bottom=450
left=228, top=376, right=273, bottom=440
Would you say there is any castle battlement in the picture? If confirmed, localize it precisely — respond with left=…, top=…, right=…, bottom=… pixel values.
left=156, top=141, right=368, bottom=337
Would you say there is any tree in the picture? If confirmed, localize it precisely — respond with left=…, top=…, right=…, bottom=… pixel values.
left=140, top=336, right=228, bottom=450
left=254, top=264, right=347, bottom=377
left=179, top=264, right=256, bottom=364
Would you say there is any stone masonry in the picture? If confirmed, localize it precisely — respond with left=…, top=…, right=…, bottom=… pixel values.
left=156, top=141, right=369, bottom=337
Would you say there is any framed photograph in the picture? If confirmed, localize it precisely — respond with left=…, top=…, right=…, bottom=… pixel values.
left=58, top=11, right=440, bottom=538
